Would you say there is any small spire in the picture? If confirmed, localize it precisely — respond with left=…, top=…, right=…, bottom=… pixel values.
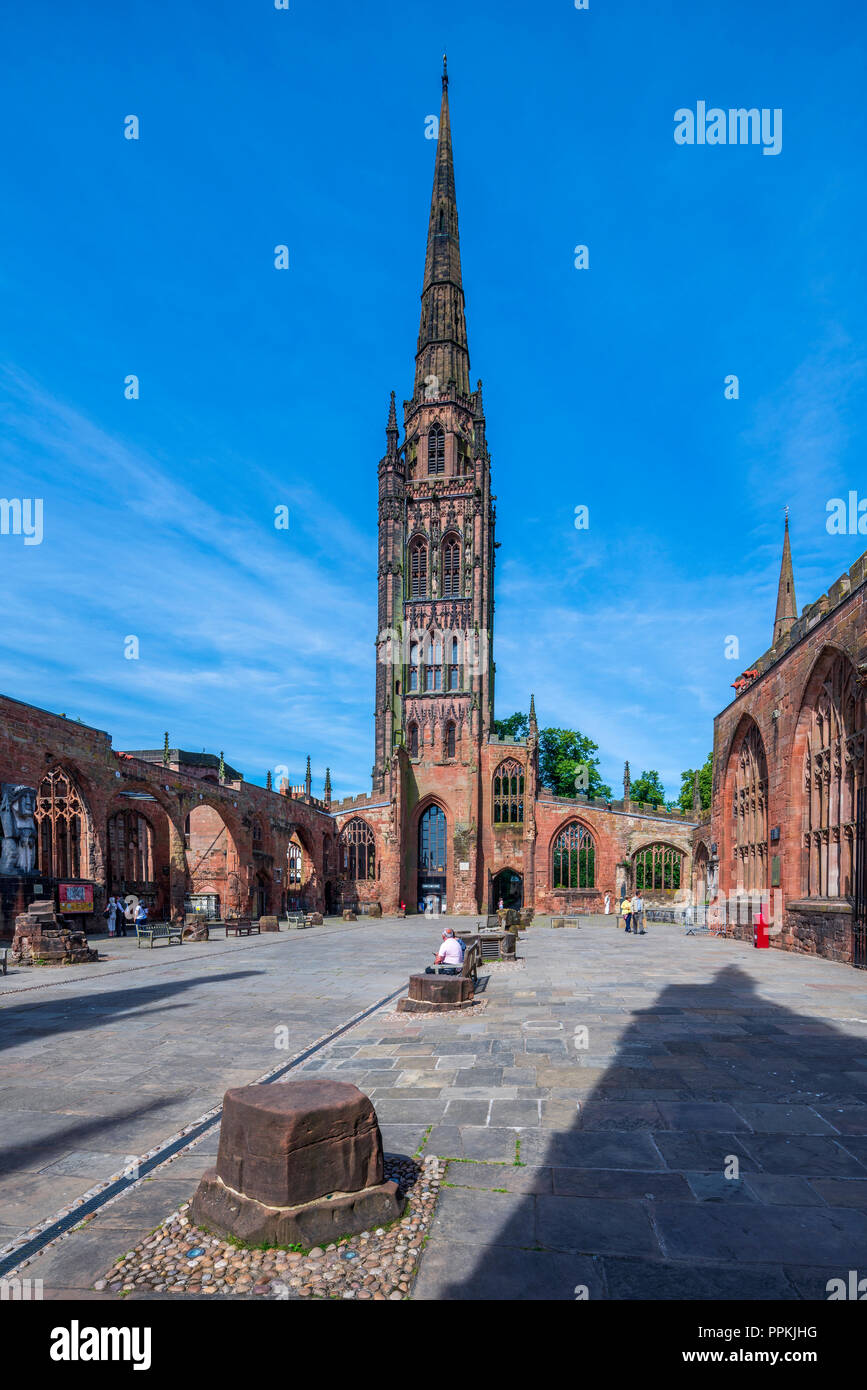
left=324, top=767, right=332, bottom=808
left=304, top=755, right=312, bottom=797
left=385, top=390, right=399, bottom=456
left=773, top=509, right=797, bottom=646
left=692, top=770, right=702, bottom=814
left=218, top=751, right=225, bottom=782
left=528, top=693, right=537, bottom=729
left=623, top=761, right=631, bottom=800
left=266, top=770, right=272, bottom=791
left=162, top=732, right=170, bottom=767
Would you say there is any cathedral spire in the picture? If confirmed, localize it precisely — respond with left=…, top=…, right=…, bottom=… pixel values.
left=773, top=509, right=797, bottom=646
left=414, top=58, right=470, bottom=401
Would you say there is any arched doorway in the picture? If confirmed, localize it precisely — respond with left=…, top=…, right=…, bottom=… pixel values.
left=418, top=804, right=447, bottom=914
left=492, top=868, right=523, bottom=910
left=185, top=802, right=241, bottom=918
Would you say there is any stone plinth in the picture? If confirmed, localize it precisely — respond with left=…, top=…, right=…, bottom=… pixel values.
left=518, top=908, right=534, bottom=928
left=397, top=973, right=474, bottom=1013
left=342, top=909, right=357, bottom=921
left=11, top=899, right=97, bottom=966
left=259, top=915, right=280, bottom=932
left=183, top=921, right=209, bottom=942
left=189, top=1079, right=403, bottom=1247
left=367, top=903, right=382, bottom=918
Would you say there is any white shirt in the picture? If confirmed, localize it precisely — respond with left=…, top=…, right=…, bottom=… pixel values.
left=438, top=937, right=463, bottom=966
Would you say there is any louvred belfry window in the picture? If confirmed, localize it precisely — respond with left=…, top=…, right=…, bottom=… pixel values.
left=410, top=540, right=428, bottom=599
left=428, top=424, right=445, bottom=475
left=446, top=721, right=456, bottom=759
left=442, top=534, right=460, bottom=597
left=35, top=768, right=89, bottom=879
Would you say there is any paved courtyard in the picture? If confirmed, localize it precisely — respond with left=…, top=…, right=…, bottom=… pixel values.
left=3, top=916, right=867, bottom=1299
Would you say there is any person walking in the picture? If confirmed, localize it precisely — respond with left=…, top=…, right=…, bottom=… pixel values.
left=103, top=895, right=119, bottom=936
left=621, top=894, right=634, bottom=933
left=134, top=901, right=149, bottom=933
left=633, top=891, right=645, bottom=934
left=119, top=898, right=135, bottom=938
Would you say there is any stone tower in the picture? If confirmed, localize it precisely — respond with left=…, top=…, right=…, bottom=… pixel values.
left=373, top=57, right=496, bottom=794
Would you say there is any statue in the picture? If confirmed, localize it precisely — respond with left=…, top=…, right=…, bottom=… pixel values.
left=0, top=784, right=38, bottom=876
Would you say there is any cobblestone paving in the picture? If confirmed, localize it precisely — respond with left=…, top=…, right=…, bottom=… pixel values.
left=5, top=915, right=867, bottom=1300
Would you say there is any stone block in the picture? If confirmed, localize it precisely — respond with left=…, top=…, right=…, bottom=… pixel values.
left=397, top=973, right=474, bottom=1012
left=259, top=915, right=280, bottom=932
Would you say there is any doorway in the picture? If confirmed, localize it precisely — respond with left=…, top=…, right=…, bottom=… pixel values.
left=492, top=868, right=523, bottom=911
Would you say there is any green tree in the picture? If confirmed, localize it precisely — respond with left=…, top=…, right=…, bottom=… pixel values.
left=678, top=751, right=713, bottom=813
left=630, top=769, right=667, bottom=807
left=492, top=711, right=529, bottom=740
left=539, top=728, right=612, bottom=800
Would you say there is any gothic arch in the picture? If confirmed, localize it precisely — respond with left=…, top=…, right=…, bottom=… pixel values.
left=339, top=816, right=376, bottom=882
left=791, top=645, right=866, bottom=898
left=551, top=819, right=596, bottom=889
left=722, top=716, right=769, bottom=895
left=632, top=841, right=685, bottom=893
left=492, top=757, right=525, bottom=824
left=34, top=765, right=91, bottom=880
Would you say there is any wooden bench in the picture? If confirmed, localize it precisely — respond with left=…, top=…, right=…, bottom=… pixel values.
left=427, top=941, right=479, bottom=986
left=135, top=922, right=184, bottom=949
left=226, top=918, right=260, bottom=937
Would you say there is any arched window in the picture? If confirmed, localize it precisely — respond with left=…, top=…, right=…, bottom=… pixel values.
left=552, top=822, right=595, bottom=888
left=425, top=633, right=442, bottom=691
left=288, top=843, right=302, bottom=885
left=493, top=759, right=524, bottom=824
left=339, top=818, right=376, bottom=881
left=802, top=651, right=865, bottom=896
left=634, top=843, right=683, bottom=891
left=35, top=768, right=88, bottom=879
left=251, top=819, right=262, bottom=844
left=419, top=804, right=447, bottom=873
left=428, top=424, right=445, bottom=475
left=107, top=810, right=155, bottom=890
left=409, top=539, right=428, bottom=599
left=445, top=721, right=456, bottom=759
left=409, top=640, right=420, bottom=692
left=407, top=723, right=419, bottom=757
left=448, top=634, right=460, bottom=691
left=733, top=724, right=768, bottom=893
left=441, top=533, right=461, bottom=597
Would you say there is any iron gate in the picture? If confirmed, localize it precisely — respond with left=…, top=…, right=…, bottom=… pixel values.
left=854, top=786, right=867, bottom=969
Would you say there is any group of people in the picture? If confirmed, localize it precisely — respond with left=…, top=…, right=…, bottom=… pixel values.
left=603, top=891, right=647, bottom=934
left=103, top=895, right=149, bottom=937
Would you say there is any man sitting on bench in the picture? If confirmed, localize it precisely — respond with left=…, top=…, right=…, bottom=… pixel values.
left=426, top=927, right=464, bottom=976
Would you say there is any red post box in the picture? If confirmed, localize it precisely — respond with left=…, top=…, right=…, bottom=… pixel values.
left=753, top=909, right=770, bottom=949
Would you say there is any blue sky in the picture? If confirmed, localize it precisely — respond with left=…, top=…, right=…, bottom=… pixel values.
left=1, top=0, right=866, bottom=800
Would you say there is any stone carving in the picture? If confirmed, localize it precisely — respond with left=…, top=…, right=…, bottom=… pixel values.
left=0, top=784, right=37, bottom=876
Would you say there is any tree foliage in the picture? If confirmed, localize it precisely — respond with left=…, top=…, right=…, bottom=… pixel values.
left=678, top=751, right=713, bottom=813
left=491, top=711, right=529, bottom=740
left=539, top=728, right=612, bottom=800
left=630, top=769, right=667, bottom=807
